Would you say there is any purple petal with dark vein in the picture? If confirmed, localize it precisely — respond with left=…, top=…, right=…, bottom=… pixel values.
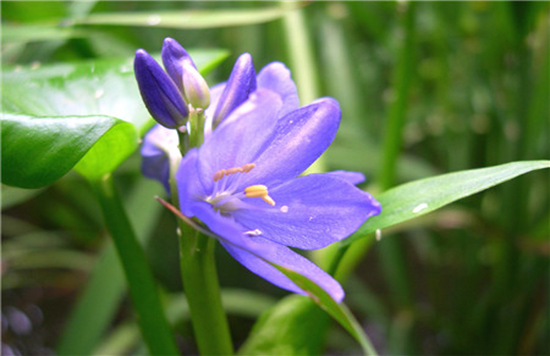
left=191, top=202, right=345, bottom=302
left=245, top=97, right=341, bottom=187
left=161, top=37, right=196, bottom=92
left=134, top=49, right=188, bottom=128
left=233, top=173, right=381, bottom=250
left=212, top=53, right=257, bottom=125
left=257, top=62, right=299, bottom=117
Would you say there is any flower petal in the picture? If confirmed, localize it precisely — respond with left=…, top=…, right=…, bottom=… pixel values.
left=245, top=97, right=341, bottom=187
left=141, top=124, right=180, bottom=193
left=232, top=173, right=382, bottom=250
left=257, top=62, right=299, bottom=117
left=177, top=148, right=207, bottom=217
left=220, top=238, right=344, bottom=302
left=191, top=202, right=344, bottom=302
left=161, top=37, right=196, bottom=92
left=197, top=89, right=282, bottom=194
left=212, top=53, right=257, bottom=126
left=325, top=170, right=366, bottom=185
left=134, top=49, right=188, bottom=128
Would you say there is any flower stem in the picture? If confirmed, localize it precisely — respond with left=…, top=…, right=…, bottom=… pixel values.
left=169, top=134, right=233, bottom=355
left=91, top=174, right=179, bottom=356
left=177, top=221, right=234, bottom=355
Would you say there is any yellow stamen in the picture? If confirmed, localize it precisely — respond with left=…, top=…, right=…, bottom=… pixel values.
left=213, top=163, right=256, bottom=182
left=244, top=185, right=276, bottom=206
left=244, top=185, right=268, bottom=198
left=261, top=195, right=276, bottom=206
left=213, top=169, right=226, bottom=181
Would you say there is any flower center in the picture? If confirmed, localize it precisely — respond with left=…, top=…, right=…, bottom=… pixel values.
left=207, top=163, right=276, bottom=213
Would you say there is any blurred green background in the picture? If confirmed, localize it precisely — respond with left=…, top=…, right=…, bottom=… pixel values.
left=2, top=1, right=549, bottom=355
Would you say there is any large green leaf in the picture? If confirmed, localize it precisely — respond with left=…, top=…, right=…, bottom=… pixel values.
left=1, top=49, right=228, bottom=188
left=343, top=160, right=550, bottom=246
left=1, top=113, right=135, bottom=188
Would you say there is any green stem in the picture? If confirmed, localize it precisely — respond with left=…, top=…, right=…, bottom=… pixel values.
left=91, top=174, right=179, bottom=356
left=178, top=222, right=234, bottom=355
left=168, top=138, right=233, bottom=355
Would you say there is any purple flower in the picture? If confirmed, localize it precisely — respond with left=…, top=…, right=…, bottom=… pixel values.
left=138, top=38, right=381, bottom=302
left=176, top=89, right=381, bottom=302
left=142, top=49, right=300, bottom=190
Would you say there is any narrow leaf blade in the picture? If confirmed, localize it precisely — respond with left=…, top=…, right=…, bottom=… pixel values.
left=343, top=160, right=550, bottom=245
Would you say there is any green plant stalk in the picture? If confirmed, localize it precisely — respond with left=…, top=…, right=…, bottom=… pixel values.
left=177, top=223, right=234, bottom=355
left=91, top=174, right=179, bottom=356
left=376, top=2, right=416, bottom=310
left=168, top=149, right=233, bottom=355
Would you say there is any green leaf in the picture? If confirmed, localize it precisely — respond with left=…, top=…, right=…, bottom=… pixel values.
left=76, top=4, right=302, bottom=29
left=1, top=49, right=228, bottom=188
left=270, top=266, right=378, bottom=356
left=1, top=113, right=135, bottom=188
left=343, top=160, right=550, bottom=246
left=238, top=295, right=330, bottom=356
left=73, top=121, right=138, bottom=179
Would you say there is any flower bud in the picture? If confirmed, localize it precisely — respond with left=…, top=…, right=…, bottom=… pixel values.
left=161, top=37, right=196, bottom=93
left=182, top=62, right=210, bottom=109
left=213, top=53, right=257, bottom=126
left=134, top=49, right=188, bottom=128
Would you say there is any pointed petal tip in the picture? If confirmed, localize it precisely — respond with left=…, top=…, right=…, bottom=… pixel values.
left=162, top=37, right=192, bottom=61
left=236, top=52, right=253, bottom=64
left=134, top=49, right=153, bottom=65
left=312, top=96, right=340, bottom=111
left=135, top=48, right=147, bottom=57
left=163, top=37, right=177, bottom=46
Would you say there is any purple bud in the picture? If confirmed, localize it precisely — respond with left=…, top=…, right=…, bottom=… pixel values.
left=161, top=37, right=196, bottom=93
left=134, top=49, right=188, bottom=128
left=213, top=53, right=257, bottom=125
